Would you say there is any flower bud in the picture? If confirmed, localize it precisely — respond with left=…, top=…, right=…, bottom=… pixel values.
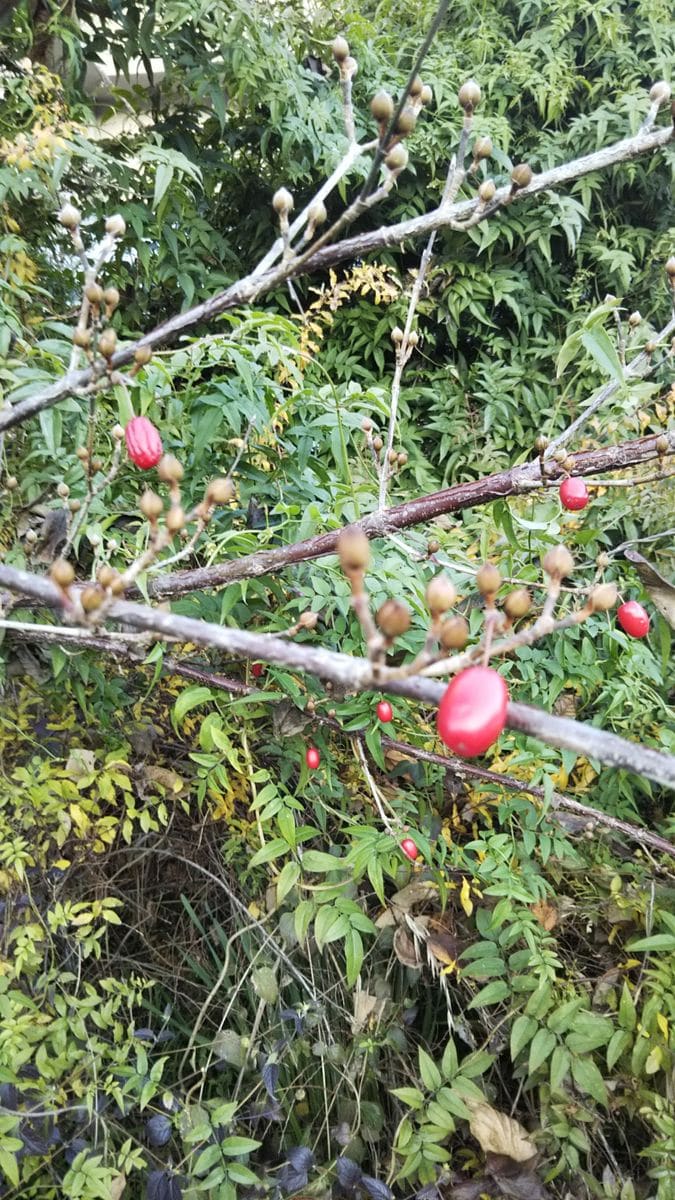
left=361, top=417, right=373, bottom=432
left=76, top=446, right=89, bottom=461
left=134, top=345, right=153, bottom=366
left=50, top=559, right=75, bottom=588
left=473, top=136, right=492, bottom=160
left=511, top=163, right=533, bottom=189
left=628, top=311, right=641, bottom=327
left=384, top=144, right=408, bottom=171
left=342, top=56, right=358, bottom=78
left=376, top=598, right=411, bottom=638
left=338, top=528, right=370, bottom=573
left=372, top=436, right=383, bottom=452
left=656, top=434, right=669, bottom=453
left=85, top=282, right=104, bottom=304
left=371, top=91, right=394, bottom=122
left=426, top=573, right=456, bottom=616
left=140, top=489, right=163, bottom=520
left=73, top=328, right=91, bottom=348
left=397, top=451, right=408, bottom=465
left=25, top=529, right=38, bottom=545
left=420, top=84, right=433, bottom=106
left=272, top=187, right=294, bottom=215
left=69, top=499, right=81, bottom=513
left=97, top=565, right=117, bottom=589
left=98, top=329, right=117, bottom=359
left=504, top=588, right=531, bottom=619
left=409, top=75, right=423, bottom=97
left=103, top=286, right=120, bottom=310
left=158, top=454, right=184, bottom=484
left=649, top=80, right=671, bottom=105
left=666, top=257, right=675, bottom=278
left=5, top=475, right=18, bottom=490
left=81, top=585, right=104, bottom=612
left=543, top=544, right=575, bottom=579
left=307, top=200, right=327, bottom=227
left=427, top=538, right=440, bottom=554
left=439, top=615, right=469, bottom=650
left=58, top=203, right=81, bottom=229
left=534, top=434, right=549, bottom=454
left=332, top=35, right=349, bottom=61
left=395, top=107, right=417, bottom=136
left=478, top=179, right=496, bottom=203
left=458, top=79, right=481, bottom=110
left=56, top=482, right=70, bottom=498
left=299, top=610, right=318, bottom=629
left=476, top=563, right=502, bottom=595
left=166, top=505, right=186, bottom=533
left=112, top=424, right=125, bottom=440
left=589, top=582, right=618, bottom=612
left=207, top=477, right=234, bottom=504
left=105, top=213, right=126, bottom=237
left=408, top=330, right=419, bottom=347
left=391, top=326, right=404, bottom=344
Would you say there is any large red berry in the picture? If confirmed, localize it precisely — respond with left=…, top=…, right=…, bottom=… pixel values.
left=251, top=662, right=264, bottom=678
left=125, top=416, right=163, bottom=469
left=401, top=837, right=418, bottom=861
left=617, top=600, right=650, bottom=638
left=376, top=700, right=393, bottom=723
left=437, top=666, right=509, bottom=757
left=305, top=747, right=320, bottom=770
left=559, top=476, right=589, bottom=511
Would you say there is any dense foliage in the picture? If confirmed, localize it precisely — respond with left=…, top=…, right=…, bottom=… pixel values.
left=0, top=2, right=674, bottom=1199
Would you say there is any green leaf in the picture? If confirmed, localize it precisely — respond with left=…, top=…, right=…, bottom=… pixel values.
left=580, top=326, right=624, bottom=384
left=618, top=983, right=637, bottom=1032
left=441, top=1038, right=458, bottom=1080
left=565, top=1014, right=613, bottom=1054
left=301, top=850, right=350, bottom=873
left=607, top=1029, right=632, bottom=1071
left=172, top=686, right=213, bottom=729
left=467, top=980, right=510, bottom=1008
left=248, top=838, right=290, bottom=868
left=510, top=1014, right=538, bottom=1061
left=294, top=899, right=315, bottom=945
left=220, top=1136, right=261, bottom=1155
left=549, top=1046, right=570, bottom=1091
left=276, top=860, right=300, bottom=905
left=627, top=934, right=675, bottom=952
left=314, top=905, right=348, bottom=950
left=459, top=1050, right=494, bottom=1079
left=528, top=1028, right=556, bottom=1074
left=570, top=1056, right=608, bottom=1106
left=344, top=927, right=364, bottom=987
left=391, top=1087, right=425, bottom=1110
left=418, top=1048, right=442, bottom=1091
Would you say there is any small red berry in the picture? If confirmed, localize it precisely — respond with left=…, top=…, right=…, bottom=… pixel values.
left=437, top=666, right=509, bottom=758
left=251, top=662, right=264, bottom=678
left=401, top=837, right=419, bottom=861
left=124, top=416, right=163, bottom=469
left=376, top=700, right=393, bottom=723
left=617, top=600, right=650, bottom=638
left=559, top=476, right=589, bottom=511
left=305, top=747, right=321, bottom=770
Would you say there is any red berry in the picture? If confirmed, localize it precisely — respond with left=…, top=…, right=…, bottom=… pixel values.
left=401, top=837, right=418, bottom=861
left=125, top=416, right=163, bottom=469
left=376, top=700, right=393, bottom=723
left=559, top=476, right=589, bottom=511
left=437, top=666, right=509, bottom=758
left=251, top=662, right=264, bottom=678
left=617, top=600, right=650, bottom=638
left=305, top=747, right=321, bottom=770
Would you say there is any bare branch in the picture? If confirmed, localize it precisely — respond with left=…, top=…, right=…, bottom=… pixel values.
left=2, top=120, right=670, bottom=435
left=1, top=562, right=675, bottom=789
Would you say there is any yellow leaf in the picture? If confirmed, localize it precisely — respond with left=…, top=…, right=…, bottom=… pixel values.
left=460, top=879, right=473, bottom=916
left=656, top=1012, right=669, bottom=1040
left=467, top=1100, right=536, bottom=1161
left=69, top=803, right=91, bottom=834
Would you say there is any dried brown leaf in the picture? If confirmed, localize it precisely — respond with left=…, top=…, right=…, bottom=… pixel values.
left=531, top=900, right=557, bottom=931
left=467, top=1101, right=536, bottom=1162
left=624, top=549, right=675, bottom=628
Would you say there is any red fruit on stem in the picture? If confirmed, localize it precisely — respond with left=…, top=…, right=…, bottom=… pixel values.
left=437, top=666, right=509, bottom=757
left=251, top=662, right=264, bottom=678
left=401, top=837, right=419, bottom=861
left=376, top=700, right=393, bottom=723
left=306, top=747, right=321, bottom=770
left=125, top=416, right=163, bottom=469
left=617, top=600, right=650, bottom=638
left=559, top=476, right=589, bottom=511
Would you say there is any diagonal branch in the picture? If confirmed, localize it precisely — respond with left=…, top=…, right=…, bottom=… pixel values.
left=1, top=562, right=675, bottom=790
left=1, top=120, right=670, bottom=435
left=144, top=429, right=674, bottom=599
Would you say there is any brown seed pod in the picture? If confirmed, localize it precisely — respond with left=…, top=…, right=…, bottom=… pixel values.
left=476, top=563, right=502, bottom=595
left=408, top=330, right=419, bottom=347
left=628, top=311, right=641, bottom=326
left=73, top=328, right=91, bottom=348
left=543, top=545, right=575, bottom=579
left=68, top=499, right=81, bottom=513
left=649, top=80, right=671, bottom=105
left=458, top=79, right=481, bottom=110
left=426, top=573, right=457, bottom=616
left=391, top=326, right=404, bottom=344
left=511, top=163, right=533, bottom=189
left=439, top=615, right=469, bottom=650
left=596, top=552, right=610, bottom=569
left=97, top=565, right=117, bottom=589
left=103, top=286, right=120, bottom=310
left=361, top=417, right=373, bottom=432
left=272, top=187, right=294, bottom=215
left=338, top=528, right=370, bottom=573
left=50, top=558, right=75, bottom=588
left=388, top=449, right=398, bottom=464
left=376, top=598, right=411, bottom=638
left=397, top=451, right=408, bottom=466
left=656, top=434, right=670, bottom=454
left=372, top=435, right=383, bottom=452
left=371, top=91, right=394, bottom=122
left=409, top=75, right=423, bottom=97
left=134, top=345, right=153, bottom=366
left=158, top=454, right=184, bottom=484
left=299, top=610, right=318, bottom=629
left=76, top=446, right=89, bottom=461
left=427, top=538, right=440, bottom=554
left=504, top=588, right=531, bottom=619
left=207, top=477, right=234, bottom=504
left=56, top=482, right=70, bottom=498
left=589, top=582, right=618, bottom=612
left=307, top=200, right=327, bottom=227
left=478, top=179, right=496, bottom=203
left=665, top=256, right=675, bottom=278
left=534, top=434, right=549, bottom=454
left=420, top=84, right=433, bottom=106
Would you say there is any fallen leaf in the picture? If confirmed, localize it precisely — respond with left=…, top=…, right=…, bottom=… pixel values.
left=531, top=900, right=557, bottom=931
left=624, top=549, right=675, bottom=628
left=65, top=748, right=96, bottom=779
left=375, top=880, right=438, bottom=928
left=487, top=1153, right=549, bottom=1199
left=393, top=926, right=422, bottom=968
left=110, top=1174, right=127, bottom=1200
left=467, top=1101, right=536, bottom=1162
left=351, top=986, right=383, bottom=1034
